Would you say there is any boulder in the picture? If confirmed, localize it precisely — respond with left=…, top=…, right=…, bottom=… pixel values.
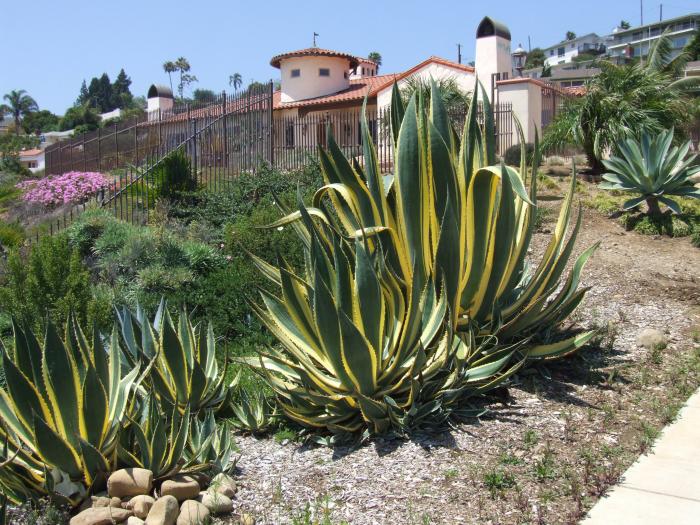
left=91, top=496, right=112, bottom=508
left=176, top=500, right=210, bottom=525
left=110, top=497, right=124, bottom=508
left=160, top=475, right=200, bottom=501
left=209, top=472, right=236, bottom=498
left=636, top=328, right=668, bottom=349
left=198, top=491, right=233, bottom=514
left=69, top=507, right=133, bottom=525
left=127, top=518, right=146, bottom=525
left=126, top=495, right=156, bottom=519
left=108, top=468, right=154, bottom=498
left=144, top=495, right=179, bottom=525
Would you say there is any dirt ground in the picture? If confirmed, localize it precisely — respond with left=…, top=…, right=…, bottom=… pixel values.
left=221, top=179, right=700, bottom=525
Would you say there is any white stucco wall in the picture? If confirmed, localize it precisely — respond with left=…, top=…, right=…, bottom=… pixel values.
left=20, top=152, right=45, bottom=173
left=147, top=96, right=174, bottom=120
left=475, top=35, right=512, bottom=101
left=279, top=56, right=351, bottom=102
left=496, top=80, right=543, bottom=143
left=375, top=62, right=476, bottom=108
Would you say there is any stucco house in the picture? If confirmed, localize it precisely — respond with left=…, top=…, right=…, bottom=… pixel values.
left=18, top=148, right=45, bottom=173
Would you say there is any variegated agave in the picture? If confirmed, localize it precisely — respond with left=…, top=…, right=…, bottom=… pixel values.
left=116, top=301, right=234, bottom=415
left=0, top=317, right=143, bottom=505
left=247, top=81, right=598, bottom=436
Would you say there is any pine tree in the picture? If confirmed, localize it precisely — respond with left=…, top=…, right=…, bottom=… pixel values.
left=112, top=68, right=133, bottom=108
left=76, top=80, right=89, bottom=106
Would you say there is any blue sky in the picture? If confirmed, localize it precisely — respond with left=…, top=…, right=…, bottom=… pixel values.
left=3, top=0, right=697, bottom=114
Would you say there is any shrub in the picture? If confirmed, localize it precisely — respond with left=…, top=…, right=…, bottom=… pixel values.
left=0, top=235, right=110, bottom=333
left=503, top=142, right=539, bottom=167
left=16, top=171, right=109, bottom=207
left=0, top=222, right=24, bottom=250
left=151, top=147, right=196, bottom=201
left=691, top=226, right=700, bottom=247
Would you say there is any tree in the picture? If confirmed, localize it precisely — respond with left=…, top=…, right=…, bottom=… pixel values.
left=565, top=31, right=577, bottom=41
left=163, top=61, right=177, bottom=93
left=540, top=63, right=552, bottom=78
left=543, top=31, right=700, bottom=173
left=76, top=80, right=89, bottom=106
left=686, top=29, right=700, bottom=61
left=193, top=89, right=217, bottom=102
left=400, top=77, right=470, bottom=115
left=0, top=90, right=38, bottom=134
left=174, top=57, right=197, bottom=98
left=59, top=104, right=100, bottom=132
left=524, top=47, right=546, bottom=69
left=112, top=68, right=133, bottom=109
left=229, top=72, right=243, bottom=91
left=21, top=110, right=59, bottom=134
left=620, top=20, right=631, bottom=30
left=368, top=51, right=382, bottom=71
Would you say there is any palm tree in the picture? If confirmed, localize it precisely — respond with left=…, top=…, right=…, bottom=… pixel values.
left=400, top=77, right=470, bottom=115
left=174, top=57, right=192, bottom=98
left=163, top=61, right=176, bottom=93
left=229, top=73, right=243, bottom=91
left=1, top=89, right=38, bottom=134
left=368, top=51, right=382, bottom=71
left=565, top=31, right=577, bottom=41
left=543, top=31, right=700, bottom=173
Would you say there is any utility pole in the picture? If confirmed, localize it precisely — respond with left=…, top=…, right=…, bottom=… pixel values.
left=660, top=4, right=663, bottom=21
left=640, top=0, right=643, bottom=26
left=457, top=43, right=462, bottom=64
left=528, top=35, right=532, bottom=52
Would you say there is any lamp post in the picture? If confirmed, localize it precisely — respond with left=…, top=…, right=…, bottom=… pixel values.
left=512, top=44, right=527, bottom=77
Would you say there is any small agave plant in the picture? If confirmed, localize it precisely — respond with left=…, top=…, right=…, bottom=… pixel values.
left=246, top=81, right=598, bottom=437
left=600, top=128, right=700, bottom=215
left=0, top=317, right=144, bottom=504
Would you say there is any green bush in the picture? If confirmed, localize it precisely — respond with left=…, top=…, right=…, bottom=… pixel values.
left=503, top=142, right=539, bottom=167
left=0, top=235, right=112, bottom=334
left=151, top=147, right=197, bottom=201
left=0, top=222, right=24, bottom=250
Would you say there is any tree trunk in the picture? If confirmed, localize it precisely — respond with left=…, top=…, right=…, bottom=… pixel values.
left=646, top=196, right=662, bottom=217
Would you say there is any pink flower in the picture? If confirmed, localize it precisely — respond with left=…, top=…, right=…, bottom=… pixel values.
left=17, top=171, right=109, bottom=207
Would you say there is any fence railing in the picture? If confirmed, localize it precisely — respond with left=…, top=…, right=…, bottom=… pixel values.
left=35, top=94, right=514, bottom=240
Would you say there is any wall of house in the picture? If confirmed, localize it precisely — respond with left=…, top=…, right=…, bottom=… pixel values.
left=543, top=35, right=603, bottom=66
left=20, top=154, right=45, bottom=173
left=476, top=34, right=512, bottom=101
left=349, top=60, right=378, bottom=79
left=279, top=56, right=351, bottom=102
left=496, top=80, right=543, bottom=143
left=375, top=63, right=477, bottom=108
left=147, top=96, right=174, bottom=119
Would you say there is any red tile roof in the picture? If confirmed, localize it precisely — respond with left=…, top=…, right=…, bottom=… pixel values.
left=270, top=48, right=360, bottom=69
left=19, top=148, right=43, bottom=157
left=563, top=86, right=587, bottom=96
left=372, top=56, right=475, bottom=94
left=273, top=74, right=395, bottom=110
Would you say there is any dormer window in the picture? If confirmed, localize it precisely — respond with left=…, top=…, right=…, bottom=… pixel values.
left=319, top=68, right=330, bottom=77
left=291, top=69, right=301, bottom=78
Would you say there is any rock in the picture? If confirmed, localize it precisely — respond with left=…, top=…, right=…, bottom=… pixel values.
left=126, top=495, right=156, bottom=519
left=239, top=514, right=256, bottom=525
left=546, top=166, right=571, bottom=177
left=636, top=328, right=668, bottom=349
left=145, top=495, right=179, bottom=525
left=209, top=472, right=236, bottom=498
left=111, top=497, right=124, bottom=508
left=198, top=491, right=233, bottom=514
left=91, top=496, right=112, bottom=508
left=127, top=518, right=146, bottom=525
left=69, top=507, right=133, bottom=525
left=108, top=468, right=154, bottom=498
left=176, top=500, right=210, bottom=525
left=160, top=475, right=200, bottom=501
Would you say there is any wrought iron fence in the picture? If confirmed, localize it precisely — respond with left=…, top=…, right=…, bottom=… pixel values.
left=35, top=92, right=514, bottom=240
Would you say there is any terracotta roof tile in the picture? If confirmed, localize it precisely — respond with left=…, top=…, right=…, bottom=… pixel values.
left=19, top=148, right=43, bottom=157
left=273, top=74, right=395, bottom=110
left=271, top=48, right=360, bottom=69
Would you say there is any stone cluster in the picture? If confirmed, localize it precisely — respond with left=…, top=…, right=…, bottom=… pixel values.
left=69, top=468, right=244, bottom=525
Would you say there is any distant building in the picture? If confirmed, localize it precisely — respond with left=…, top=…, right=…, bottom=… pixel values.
left=543, top=33, right=606, bottom=66
left=19, top=148, right=44, bottom=173
left=607, top=12, right=699, bottom=59
left=0, top=115, right=14, bottom=134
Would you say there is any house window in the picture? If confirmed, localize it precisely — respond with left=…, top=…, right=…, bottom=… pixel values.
left=319, top=68, right=330, bottom=77
left=291, top=69, right=300, bottom=78
left=27, top=161, right=37, bottom=168
left=557, top=46, right=565, bottom=57
left=344, top=71, right=348, bottom=79
left=550, top=50, right=554, bottom=56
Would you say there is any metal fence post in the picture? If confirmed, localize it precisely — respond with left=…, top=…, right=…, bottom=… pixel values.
left=97, top=128, right=102, bottom=172
left=268, top=80, right=274, bottom=167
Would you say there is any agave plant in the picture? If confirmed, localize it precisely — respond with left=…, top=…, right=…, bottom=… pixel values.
left=600, top=129, right=700, bottom=215
left=185, top=411, right=237, bottom=475
left=229, top=388, right=274, bottom=434
left=247, top=81, right=597, bottom=435
left=116, top=302, right=234, bottom=414
left=0, top=317, right=142, bottom=504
